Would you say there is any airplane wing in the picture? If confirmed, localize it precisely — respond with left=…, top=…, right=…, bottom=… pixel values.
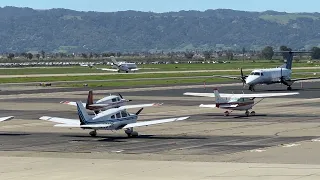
left=199, top=104, right=238, bottom=108
left=40, top=116, right=80, bottom=125
left=0, top=116, right=14, bottom=122
left=55, top=124, right=113, bottom=128
left=212, top=75, right=242, bottom=80
left=123, top=116, right=189, bottom=128
left=184, top=92, right=216, bottom=97
left=130, top=68, right=139, bottom=71
left=97, top=68, right=118, bottom=72
left=60, top=101, right=87, bottom=107
left=122, top=103, right=163, bottom=109
left=290, top=77, right=320, bottom=82
left=184, top=92, right=299, bottom=98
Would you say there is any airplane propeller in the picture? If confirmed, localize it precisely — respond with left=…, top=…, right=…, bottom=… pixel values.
left=240, top=68, right=247, bottom=87
left=136, top=108, right=144, bottom=115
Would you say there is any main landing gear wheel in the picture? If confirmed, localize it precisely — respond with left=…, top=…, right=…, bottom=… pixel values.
left=89, top=130, right=97, bottom=137
left=249, top=85, right=255, bottom=91
left=287, top=86, right=292, bottom=91
left=245, top=110, right=250, bottom=117
left=126, top=71, right=129, bottom=73
left=125, top=128, right=139, bottom=138
left=250, top=111, right=256, bottom=116
left=224, top=111, right=230, bottom=116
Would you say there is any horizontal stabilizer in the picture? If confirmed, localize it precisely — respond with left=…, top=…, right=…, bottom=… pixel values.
left=123, top=116, right=189, bottom=129
left=60, top=101, right=86, bottom=107
left=199, top=104, right=216, bottom=108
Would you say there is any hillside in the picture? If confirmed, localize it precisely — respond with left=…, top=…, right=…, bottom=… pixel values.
left=1, top=6, right=320, bottom=53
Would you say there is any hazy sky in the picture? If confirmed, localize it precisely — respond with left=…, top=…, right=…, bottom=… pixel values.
left=0, top=0, right=319, bottom=13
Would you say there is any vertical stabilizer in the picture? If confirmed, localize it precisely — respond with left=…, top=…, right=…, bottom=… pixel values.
left=111, top=57, right=119, bottom=66
left=76, top=101, right=92, bottom=125
left=86, top=90, right=94, bottom=109
left=286, top=51, right=293, bottom=70
left=213, top=89, right=225, bottom=104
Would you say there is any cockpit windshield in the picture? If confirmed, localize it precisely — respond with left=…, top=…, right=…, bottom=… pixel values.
left=250, top=72, right=261, bottom=76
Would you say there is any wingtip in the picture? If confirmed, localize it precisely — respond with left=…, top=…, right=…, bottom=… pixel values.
left=176, top=116, right=190, bottom=121
left=39, top=116, right=52, bottom=120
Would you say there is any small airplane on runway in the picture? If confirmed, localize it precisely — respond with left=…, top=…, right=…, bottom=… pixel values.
left=94, top=57, right=139, bottom=73
left=40, top=102, right=189, bottom=137
left=184, top=89, right=299, bottom=117
left=61, top=90, right=163, bottom=114
left=0, top=116, right=14, bottom=122
left=214, top=51, right=320, bottom=91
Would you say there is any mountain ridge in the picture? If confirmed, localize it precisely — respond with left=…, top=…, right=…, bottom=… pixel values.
left=1, top=6, right=320, bottom=53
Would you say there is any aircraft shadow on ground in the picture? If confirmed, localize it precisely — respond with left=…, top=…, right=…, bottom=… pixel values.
left=0, top=133, right=30, bottom=136
left=62, top=134, right=207, bottom=142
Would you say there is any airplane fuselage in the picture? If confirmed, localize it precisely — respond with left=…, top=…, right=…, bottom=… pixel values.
left=217, top=97, right=255, bottom=111
left=112, top=62, right=138, bottom=72
left=246, top=68, right=292, bottom=87
left=82, top=112, right=138, bottom=131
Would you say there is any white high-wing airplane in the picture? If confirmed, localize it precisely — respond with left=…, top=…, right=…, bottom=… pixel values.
left=184, top=89, right=299, bottom=116
left=94, top=57, right=139, bottom=73
left=215, top=51, right=320, bottom=91
left=0, top=116, right=14, bottom=122
left=40, top=102, right=189, bottom=137
left=61, top=90, right=162, bottom=114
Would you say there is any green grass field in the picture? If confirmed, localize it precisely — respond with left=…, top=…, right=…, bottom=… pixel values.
left=0, top=61, right=318, bottom=75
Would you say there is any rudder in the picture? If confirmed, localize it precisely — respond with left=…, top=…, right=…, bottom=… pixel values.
left=76, top=101, right=92, bottom=125
left=86, top=90, right=94, bottom=109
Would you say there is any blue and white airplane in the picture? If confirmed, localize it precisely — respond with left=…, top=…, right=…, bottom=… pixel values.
left=215, top=51, right=320, bottom=91
left=40, top=102, right=189, bottom=137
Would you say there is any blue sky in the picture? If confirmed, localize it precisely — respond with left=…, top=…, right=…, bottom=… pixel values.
left=0, top=0, right=319, bottom=13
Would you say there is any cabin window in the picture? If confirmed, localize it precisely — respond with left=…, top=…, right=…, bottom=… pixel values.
left=112, top=98, right=117, bottom=102
left=261, top=73, right=264, bottom=76
left=121, top=111, right=128, bottom=117
left=116, top=113, right=121, bottom=118
left=117, top=97, right=121, bottom=101
left=111, top=115, right=115, bottom=119
left=253, top=72, right=260, bottom=76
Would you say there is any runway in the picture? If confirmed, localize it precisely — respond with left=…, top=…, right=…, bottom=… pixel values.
left=1, top=81, right=320, bottom=179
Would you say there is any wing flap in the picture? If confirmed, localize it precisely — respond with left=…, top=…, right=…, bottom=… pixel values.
left=123, top=116, right=189, bottom=128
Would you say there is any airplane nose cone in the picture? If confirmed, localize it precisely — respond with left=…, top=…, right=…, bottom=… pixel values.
left=246, top=76, right=259, bottom=85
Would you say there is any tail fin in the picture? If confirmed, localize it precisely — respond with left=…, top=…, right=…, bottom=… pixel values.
left=111, top=57, right=119, bottom=66
left=76, top=101, right=92, bottom=125
left=213, top=89, right=225, bottom=104
left=286, top=51, right=293, bottom=70
left=86, top=90, right=94, bottom=109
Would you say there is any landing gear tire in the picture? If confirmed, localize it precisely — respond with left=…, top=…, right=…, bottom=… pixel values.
left=287, top=86, right=292, bottom=91
left=118, top=70, right=120, bottom=73
left=245, top=110, right=250, bottom=117
left=249, top=85, right=255, bottom=91
left=126, top=131, right=139, bottom=138
left=125, top=128, right=139, bottom=138
left=224, top=111, right=230, bottom=116
left=126, top=71, right=129, bottom=73
left=250, top=111, right=256, bottom=116
left=89, top=130, right=97, bottom=137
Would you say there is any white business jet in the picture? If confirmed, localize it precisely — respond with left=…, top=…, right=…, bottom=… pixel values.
left=184, top=89, right=298, bottom=116
left=95, top=57, right=139, bottom=73
left=40, top=102, right=189, bottom=137
left=61, top=90, right=162, bottom=114
left=215, top=51, right=320, bottom=91
left=0, top=116, right=14, bottom=122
